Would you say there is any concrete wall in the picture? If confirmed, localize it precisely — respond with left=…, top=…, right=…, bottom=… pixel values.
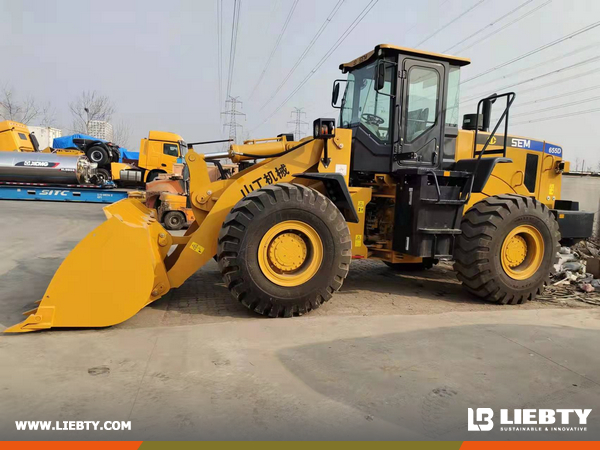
left=562, top=173, right=600, bottom=237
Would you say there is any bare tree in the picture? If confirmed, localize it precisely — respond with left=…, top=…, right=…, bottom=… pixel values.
left=38, top=103, right=58, bottom=128
left=112, top=120, right=133, bottom=149
left=575, top=157, right=581, bottom=172
left=69, top=91, right=115, bottom=134
left=0, top=85, right=43, bottom=124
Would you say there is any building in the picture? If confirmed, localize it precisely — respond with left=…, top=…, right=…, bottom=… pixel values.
left=28, top=126, right=62, bottom=149
left=87, top=120, right=113, bottom=141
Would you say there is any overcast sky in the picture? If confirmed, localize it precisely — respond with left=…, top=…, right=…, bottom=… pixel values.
left=2, top=0, right=599, bottom=167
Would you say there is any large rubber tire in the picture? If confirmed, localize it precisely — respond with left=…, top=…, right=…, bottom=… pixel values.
left=95, top=168, right=111, bottom=185
left=146, top=170, right=164, bottom=183
left=110, top=147, right=121, bottom=163
left=217, top=183, right=352, bottom=317
left=384, top=258, right=437, bottom=271
left=454, top=194, right=560, bottom=304
left=87, top=146, right=109, bottom=166
left=163, top=211, right=186, bottom=230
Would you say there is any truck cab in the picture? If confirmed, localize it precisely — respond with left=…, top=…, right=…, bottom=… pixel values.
left=138, top=130, right=187, bottom=182
left=0, top=120, right=39, bottom=152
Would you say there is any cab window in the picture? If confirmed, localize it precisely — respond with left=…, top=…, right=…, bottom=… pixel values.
left=340, top=60, right=394, bottom=144
left=18, top=133, right=27, bottom=140
left=163, top=143, right=179, bottom=157
left=445, top=66, right=460, bottom=128
left=406, top=66, right=439, bottom=143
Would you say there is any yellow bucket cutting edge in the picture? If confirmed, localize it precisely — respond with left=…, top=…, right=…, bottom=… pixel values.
left=5, top=199, right=173, bottom=333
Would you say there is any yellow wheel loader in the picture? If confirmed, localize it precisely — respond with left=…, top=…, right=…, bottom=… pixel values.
left=7, top=44, right=594, bottom=333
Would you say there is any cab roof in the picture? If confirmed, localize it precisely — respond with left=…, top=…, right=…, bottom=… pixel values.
left=147, top=130, right=184, bottom=143
left=0, top=120, right=30, bottom=133
left=340, top=44, right=471, bottom=72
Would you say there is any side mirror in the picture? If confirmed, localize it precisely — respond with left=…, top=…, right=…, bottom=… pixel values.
left=376, top=61, right=386, bottom=91
left=332, top=83, right=340, bottom=106
left=331, top=79, right=347, bottom=108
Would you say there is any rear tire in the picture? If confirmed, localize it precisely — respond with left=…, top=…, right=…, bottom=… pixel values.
left=217, top=183, right=352, bottom=317
left=163, top=211, right=186, bottom=230
left=87, top=146, right=109, bottom=166
left=454, top=194, right=559, bottom=304
left=95, top=168, right=111, bottom=185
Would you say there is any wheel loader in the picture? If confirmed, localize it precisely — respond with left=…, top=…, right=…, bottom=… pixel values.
left=6, top=44, right=594, bottom=333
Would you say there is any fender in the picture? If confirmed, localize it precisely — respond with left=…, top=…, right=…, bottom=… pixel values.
left=293, top=172, right=359, bottom=223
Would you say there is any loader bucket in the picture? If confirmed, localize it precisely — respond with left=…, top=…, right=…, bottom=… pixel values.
left=5, top=199, right=173, bottom=333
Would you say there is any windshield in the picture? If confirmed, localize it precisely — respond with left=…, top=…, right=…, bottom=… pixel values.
left=340, top=60, right=395, bottom=144
left=179, top=140, right=188, bottom=158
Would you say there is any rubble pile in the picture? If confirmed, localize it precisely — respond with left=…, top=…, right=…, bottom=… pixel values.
left=538, top=240, right=600, bottom=306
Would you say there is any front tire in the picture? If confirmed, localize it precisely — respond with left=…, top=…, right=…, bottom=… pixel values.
left=146, top=170, right=164, bottom=182
left=163, top=211, right=186, bottom=230
left=217, top=183, right=352, bottom=317
left=454, top=195, right=559, bottom=304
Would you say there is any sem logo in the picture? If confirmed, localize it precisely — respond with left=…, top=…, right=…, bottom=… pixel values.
left=468, top=408, right=592, bottom=432
left=511, top=138, right=531, bottom=148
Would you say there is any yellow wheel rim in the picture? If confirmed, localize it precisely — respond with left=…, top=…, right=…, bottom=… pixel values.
left=501, top=225, right=544, bottom=280
left=258, top=220, right=323, bottom=287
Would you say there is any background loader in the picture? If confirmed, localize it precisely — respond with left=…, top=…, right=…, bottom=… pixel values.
left=6, top=44, right=594, bottom=332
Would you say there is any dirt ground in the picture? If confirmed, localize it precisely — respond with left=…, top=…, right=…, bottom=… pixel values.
left=124, top=259, right=595, bottom=330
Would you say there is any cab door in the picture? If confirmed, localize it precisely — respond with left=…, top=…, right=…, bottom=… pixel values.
left=160, top=142, right=180, bottom=172
left=397, top=59, right=445, bottom=166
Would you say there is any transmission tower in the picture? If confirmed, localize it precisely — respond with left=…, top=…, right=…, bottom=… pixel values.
left=288, top=107, right=308, bottom=140
left=221, top=96, right=246, bottom=144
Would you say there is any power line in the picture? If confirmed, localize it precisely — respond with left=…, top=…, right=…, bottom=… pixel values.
left=515, top=84, right=600, bottom=107
left=461, top=20, right=600, bottom=84
left=443, top=0, right=534, bottom=54
left=226, top=0, right=242, bottom=99
left=452, top=0, right=552, bottom=54
left=248, top=0, right=299, bottom=100
left=460, top=55, right=600, bottom=104
left=489, top=84, right=600, bottom=123
left=259, top=0, right=345, bottom=111
left=253, top=0, right=379, bottom=131
left=288, top=107, right=308, bottom=139
left=463, top=40, right=600, bottom=93
left=462, top=65, right=600, bottom=110
left=512, top=107, right=600, bottom=125
left=414, top=0, right=487, bottom=48
left=217, top=0, right=224, bottom=111
left=510, top=95, right=600, bottom=118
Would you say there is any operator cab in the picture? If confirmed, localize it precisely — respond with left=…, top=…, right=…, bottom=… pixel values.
left=333, top=44, right=469, bottom=173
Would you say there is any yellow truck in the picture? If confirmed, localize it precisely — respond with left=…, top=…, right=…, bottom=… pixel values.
left=0, top=121, right=38, bottom=152
left=114, top=130, right=187, bottom=185
left=0, top=120, right=187, bottom=186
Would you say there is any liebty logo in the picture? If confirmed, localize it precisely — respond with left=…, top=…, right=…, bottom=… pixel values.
left=468, top=408, right=494, bottom=431
left=468, top=408, right=591, bottom=432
